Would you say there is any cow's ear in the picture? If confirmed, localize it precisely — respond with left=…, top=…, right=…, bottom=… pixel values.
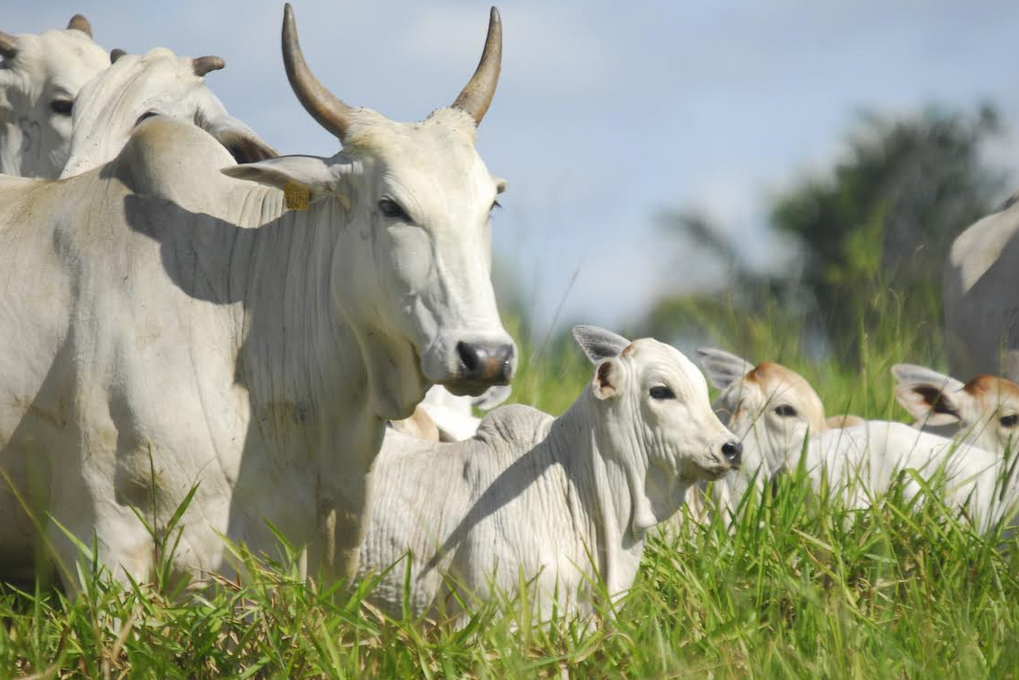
left=891, top=364, right=965, bottom=393
left=573, top=325, right=630, bottom=363
left=894, top=382, right=963, bottom=427
left=697, top=348, right=754, bottom=390
left=205, top=115, right=278, bottom=164
left=222, top=155, right=338, bottom=198
left=592, top=359, right=620, bottom=400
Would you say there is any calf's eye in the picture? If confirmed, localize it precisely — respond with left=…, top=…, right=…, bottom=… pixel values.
left=774, top=404, right=797, bottom=417
left=1000, top=414, right=1018, bottom=428
left=649, top=386, right=675, bottom=400
left=51, top=99, right=73, bottom=115
left=378, top=198, right=409, bottom=220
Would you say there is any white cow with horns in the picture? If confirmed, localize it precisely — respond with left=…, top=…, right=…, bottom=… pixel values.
left=0, top=15, right=110, bottom=177
left=357, top=326, right=742, bottom=621
left=0, top=5, right=515, bottom=589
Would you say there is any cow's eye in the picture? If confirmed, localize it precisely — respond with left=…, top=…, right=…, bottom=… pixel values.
left=378, top=198, right=409, bottom=220
left=649, top=385, right=675, bottom=400
left=1000, top=414, right=1018, bottom=428
left=774, top=404, right=797, bottom=417
left=51, top=99, right=73, bottom=116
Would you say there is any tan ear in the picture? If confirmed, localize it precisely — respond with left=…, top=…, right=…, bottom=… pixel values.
left=592, top=359, right=620, bottom=400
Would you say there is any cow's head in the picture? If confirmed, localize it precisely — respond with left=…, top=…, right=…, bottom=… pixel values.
left=61, top=48, right=277, bottom=177
left=893, top=364, right=1019, bottom=454
left=573, top=326, right=741, bottom=533
left=223, top=5, right=515, bottom=417
left=0, top=15, right=109, bottom=177
left=699, top=348, right=828, bottom=479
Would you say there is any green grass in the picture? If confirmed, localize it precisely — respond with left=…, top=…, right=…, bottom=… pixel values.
left=3, top=300, right=1019, bottom=679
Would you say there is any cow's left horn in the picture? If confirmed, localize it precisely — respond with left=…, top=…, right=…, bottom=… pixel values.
left=110, top=48, right=127, bottom=63
left=193, top=56, right=226, bottom=77
left=451, top=6, right=502, bottom=126
left=0, top=31, right=16, bottom=60
left=281, top=3, right=355, bottom=141
left=67, top=14, right=93, bottom=38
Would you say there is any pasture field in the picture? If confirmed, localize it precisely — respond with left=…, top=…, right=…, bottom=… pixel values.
left=2, top=300, right=1018, bottom=679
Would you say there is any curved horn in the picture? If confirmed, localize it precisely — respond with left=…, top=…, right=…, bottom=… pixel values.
left=193, top=55, right=226, bottom=77
left=0, top=31, right=17, bottom=60
left=110, top=48, right=127, bottom=63
left=451, top=7, right=502, bottom=126
left=281, top=3, right=355, bottom=141
left=67, top=14, right=93, bottom=38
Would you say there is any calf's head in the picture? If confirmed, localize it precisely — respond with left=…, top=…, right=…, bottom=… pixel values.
left=699, top=348, right=828, bottom=477
left=223, top=5, right=515, bottom=415
left=573, top=326, right=741, bottom=532
left=0, top=15, right=109, bottom=177
left=893, top=364, right=1019, bottom=454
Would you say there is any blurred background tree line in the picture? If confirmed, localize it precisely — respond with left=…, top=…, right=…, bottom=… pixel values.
left=499, top=103, right=1014, bottom=415
left=644, top=104, right=1010, bottom=367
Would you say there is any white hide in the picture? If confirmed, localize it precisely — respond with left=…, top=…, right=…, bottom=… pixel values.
left=892, top=364, right=1019, bottom=454
left=0, top=7, right=514, bottom=588
left=790, top=422, right=1018, bottom=533
left=943, top=194, right=1019, bottom=382
left=0, top=17, right=109, bottom=177
left=60, top=48, right=275, bottom=178
left=357, top=328, right=740, bottom=621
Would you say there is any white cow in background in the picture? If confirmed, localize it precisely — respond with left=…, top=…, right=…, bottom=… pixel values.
left=699, top=350, right=1019, bottom=531
left=693, top=348, right=862, bottom=520
left=0, top=5, right=514, bottom=589
left=943, top=191, right=1019, bottom=382
left=892, top=364, right=1019, bottom=454
left=0, top=15, right=109, bottom=177
left=392, top=385, right=511, bottom=442
left=357, top=326, right=742, bottom=621
left=61, top=48, right=276, bottom=177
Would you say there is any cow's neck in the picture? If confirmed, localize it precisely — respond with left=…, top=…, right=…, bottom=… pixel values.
left=549, top=394, right=647, bottom=598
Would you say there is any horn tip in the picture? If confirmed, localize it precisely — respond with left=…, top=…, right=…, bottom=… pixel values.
left=490, top=6, right=501, bottom=22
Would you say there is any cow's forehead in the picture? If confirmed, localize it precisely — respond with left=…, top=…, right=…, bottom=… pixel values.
left=746, top=361, right=824, bottom=407
left=965, top=375, right=1019, bottom=404
left=623, top=339, right=704, bottom=387
left=13, top=29, right=107, bottom=89
left=344, top=108, right=484, bottom=172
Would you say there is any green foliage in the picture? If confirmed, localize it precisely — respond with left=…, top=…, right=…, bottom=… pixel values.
left=770, top=105, right=1007, bottom=355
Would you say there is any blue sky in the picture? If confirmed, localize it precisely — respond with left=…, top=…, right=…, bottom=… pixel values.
left=9, top=1, right=1019, bottom=332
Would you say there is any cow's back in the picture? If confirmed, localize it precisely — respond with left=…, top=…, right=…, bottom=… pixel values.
left=944, top=200, right=1019, bottom=381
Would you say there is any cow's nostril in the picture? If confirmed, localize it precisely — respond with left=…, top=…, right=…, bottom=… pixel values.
left=722, top=440, right=743, bottom=465
left=457, top=342, right=480, bottom=374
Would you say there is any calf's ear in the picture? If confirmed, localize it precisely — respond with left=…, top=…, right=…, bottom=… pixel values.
left=592, top=359, right=621, bottom=400
left=891, top=364, right=965, bottom=393
left=697, top=347, right=754, bottom=390
left=894, top=382, right=963, bottom=427
left=572, top=325, right=630, bottom=363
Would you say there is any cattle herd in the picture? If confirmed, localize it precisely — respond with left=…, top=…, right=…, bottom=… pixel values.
left=1, top=7, right=1019, bottom=626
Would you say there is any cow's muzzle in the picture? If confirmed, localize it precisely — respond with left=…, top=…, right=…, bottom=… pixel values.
left=445, top=340, right=515, bottom=393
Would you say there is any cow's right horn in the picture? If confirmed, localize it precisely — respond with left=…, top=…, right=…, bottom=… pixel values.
left=193, top=56, right=226, bottom=77
left=67, top=14, right=92, bottom=37
left=0, top=31, right=16, bottom=60
left=281, top=3, right=355, bottom=141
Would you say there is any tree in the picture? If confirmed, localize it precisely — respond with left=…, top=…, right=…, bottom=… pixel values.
left=770, top=105, right=1008, bottom=363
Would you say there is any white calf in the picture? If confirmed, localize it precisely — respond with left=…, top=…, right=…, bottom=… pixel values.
left=358, top=326, right=741, bottom=621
